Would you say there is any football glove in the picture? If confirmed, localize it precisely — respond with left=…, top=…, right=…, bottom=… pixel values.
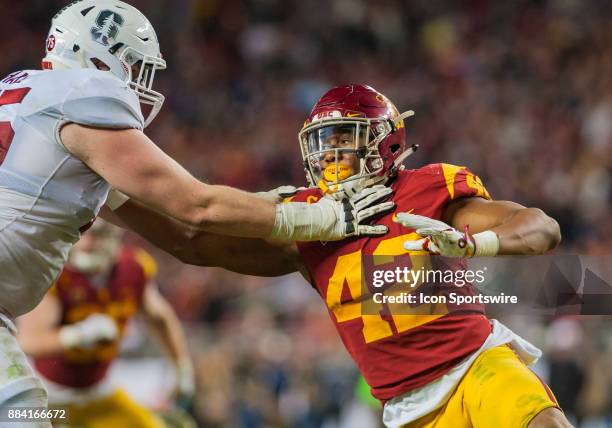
left=59, top=313, right=119, bottom=349
left=394, top=213, right=499, bottom=257
left=173, top=357, right=196, bottom=408
left=272, top=185, right=395, bottom=241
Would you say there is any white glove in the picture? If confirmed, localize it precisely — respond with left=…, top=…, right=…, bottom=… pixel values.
left=174, top=358, right=196, bottom=399
left=271, top=185, right=395, bottom=241
left=255, top=185, right=305, bottom=203
left=394, top=213, right=499, bottom=257
left=59, top=313, right=119, bottom=349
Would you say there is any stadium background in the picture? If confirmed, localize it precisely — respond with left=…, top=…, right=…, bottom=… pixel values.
left=3, top=0, right=612, bottom=426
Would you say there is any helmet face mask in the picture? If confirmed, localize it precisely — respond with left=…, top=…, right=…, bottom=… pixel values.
left=119, top=46, right=166, bottom=126
left=299, top=85, right=414, bottom=199
left=300, top=117, right=394, bottom=197
left=43, top=0, right=166, bottom=127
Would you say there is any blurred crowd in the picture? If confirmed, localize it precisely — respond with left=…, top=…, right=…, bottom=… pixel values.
left=4, top=0, right=612, bottom=426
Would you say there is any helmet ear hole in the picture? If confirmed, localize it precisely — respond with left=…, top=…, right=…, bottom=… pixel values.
left=390, top=144, right=401, bottom=153
left=90, top=58, right=110, bottom=71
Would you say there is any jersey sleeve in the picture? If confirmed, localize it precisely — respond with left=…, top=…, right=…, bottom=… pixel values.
left=438, top=163, right=491, bottom=201
left=59, top=73, right=144, bottom=130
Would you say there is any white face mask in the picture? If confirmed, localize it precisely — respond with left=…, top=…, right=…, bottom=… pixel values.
left=69, top=250, right=116, bottom=275
left=69, top=230, right=122, bottom=275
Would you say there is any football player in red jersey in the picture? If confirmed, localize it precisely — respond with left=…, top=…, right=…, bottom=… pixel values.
left=110, top=85, right=570, bottom=427
left=17, top=220, right=194, bottom=428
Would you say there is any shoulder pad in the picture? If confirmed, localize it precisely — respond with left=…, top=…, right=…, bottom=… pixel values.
left=408, top=163, right=491, bottom=201
left=21, top=69, right=144, bottom=130
left=60, top=70, right=144, bottom=130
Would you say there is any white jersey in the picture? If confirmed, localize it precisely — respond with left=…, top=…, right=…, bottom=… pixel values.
left=0, top=68, right=144, bottom=317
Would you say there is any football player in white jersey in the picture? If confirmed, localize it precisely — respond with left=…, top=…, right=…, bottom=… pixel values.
left=0, top=0, right=394, bottom=419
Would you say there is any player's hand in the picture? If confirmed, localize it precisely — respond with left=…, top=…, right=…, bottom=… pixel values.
left=255, top=185, right=305, bottom=203
left=394, top=213, right=476, bottom=257
left=271, top=185, right=394, bottom=241
left=344, top=185, right=396, bottom=236
left=58, top=313, right=119, bottom=349
left=321, top=185, right=395, bottom=240
left=173, top=358, right=196, bottom=409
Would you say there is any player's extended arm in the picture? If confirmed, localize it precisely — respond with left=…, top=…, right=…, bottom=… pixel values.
left=141, top=284, right=194, bottom=397
left=61, top=125, right=275, bottom=237
left=444, top=197, right=561, bottom=255
left=102, top=199, right=303, bottom=277
left=61, top=125, right=393, bottom=242
left=17, top=292, right=118, bottom=356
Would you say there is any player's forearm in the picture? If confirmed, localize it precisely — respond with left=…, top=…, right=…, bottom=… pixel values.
left=146, top=304, right=195, bottom=399
left=145, top=306, right=189, bottom=364
left=18, top=330, right=64, bottom=358
left=114, top=199, right=198, bottom=259
left=181, top=234, right=302, bottom=276
left=63, top=125, right=274, bottom=238
left=185, top=184, right=276, bottom=238
left=178, top=184, right=374, bottom=243
left=112, top=176, right=276, bottom=238
left=490, top=208, right=561, bottom=255
left=115, top=199, right=301, bottom=274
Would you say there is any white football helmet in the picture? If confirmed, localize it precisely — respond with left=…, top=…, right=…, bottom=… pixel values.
left=43, top=0, right=166, bottom=127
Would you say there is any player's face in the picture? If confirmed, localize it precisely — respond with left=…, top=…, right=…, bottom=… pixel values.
left=307, top=124, right=367, bottom=183
left=70, top=222, right=122, bottom=275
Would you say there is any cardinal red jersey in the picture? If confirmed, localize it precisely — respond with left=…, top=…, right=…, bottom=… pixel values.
left=292, top=163, right=493, bottom=401
left=34, top=247, right=156, bottom=388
